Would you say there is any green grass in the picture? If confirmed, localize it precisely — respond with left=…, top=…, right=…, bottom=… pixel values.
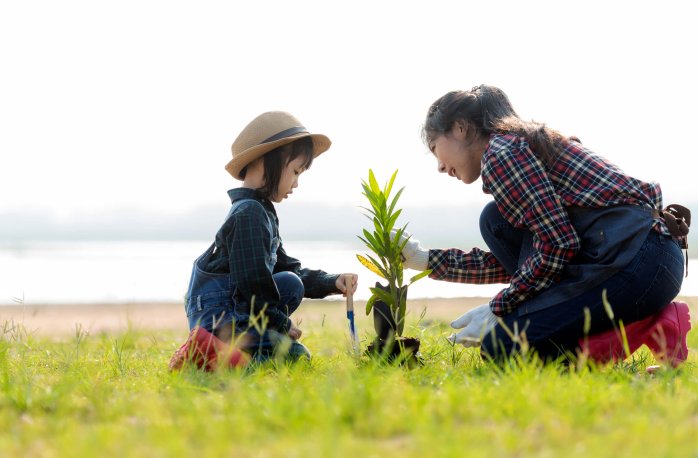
left=1, top=312, right=697, bottom=458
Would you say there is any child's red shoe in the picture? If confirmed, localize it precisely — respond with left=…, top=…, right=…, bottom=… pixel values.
left=168, top=326, right=250, bottom=371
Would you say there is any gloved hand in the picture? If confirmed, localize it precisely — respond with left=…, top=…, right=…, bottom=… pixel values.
left=448, top=303, right=498, bottom=347
left=392, top=230, right=429, bottom=271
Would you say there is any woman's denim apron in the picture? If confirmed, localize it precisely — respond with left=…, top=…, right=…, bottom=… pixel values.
left=478, top=202, right=685, bottom=361
left=184, top=199, right=309, bottom=362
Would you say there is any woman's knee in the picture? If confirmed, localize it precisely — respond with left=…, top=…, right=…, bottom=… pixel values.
left=479, top=201, right=526, bottom=275
left=479, top=201, right=505, bottom=238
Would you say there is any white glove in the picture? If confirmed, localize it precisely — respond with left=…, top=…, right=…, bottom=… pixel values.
left=392, top=230, right=429, bottom=271
left=448, top=303, right=498, bottom=347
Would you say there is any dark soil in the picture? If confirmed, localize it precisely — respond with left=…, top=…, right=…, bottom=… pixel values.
left=366, top=336, right=422, bottom=366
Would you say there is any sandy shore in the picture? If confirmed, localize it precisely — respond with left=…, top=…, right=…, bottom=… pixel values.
left=1, top=296, right=695, bottom=338
left=0, top=297, right=489, bottom=338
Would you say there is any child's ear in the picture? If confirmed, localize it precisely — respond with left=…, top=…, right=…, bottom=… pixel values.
left=248, top=157, right=264, bottom=172
left=242, top=157, right=265, bottom=184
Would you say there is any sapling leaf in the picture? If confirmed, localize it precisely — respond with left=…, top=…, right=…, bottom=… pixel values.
left=359, top=205, right=378, bottom=219
left=387, top=187, right=405, bottom=216
left=362, top=229, right=384, bottom=256
left=396, top=226, right=409, bottom=251
left=397, top=297, right=406, bottom=335
left=365, top=294, right=377, bottom=315
left=385, top=209, right=403, bottom=234
left=368, top=169, right=380, bottom=194
left=392, top=225, right=410, bottom=255
left=373, top=217, right=383, bottom=236
left=376, top=193, right=387, bottom=218
left=366, top=253, right=390, bottom=277
left=369, top=287, right=395, bottom=307
left=360, top=187, right=375, bottom=203
left=357, top=235, right=382, bottom=259
left=385, top=169, right=398, bottom=199
left=409, top=270, right=431, bottom=284
left=361, top=181, right=380, bottom=199
left=382, top=231, right=393, bottom=257
left=361, top=190, right=381, bottom=213
left=356, top=254, right=387, bottom=279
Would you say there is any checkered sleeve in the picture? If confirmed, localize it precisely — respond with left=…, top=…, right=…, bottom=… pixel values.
left=228, top=203, right=291, bottom=333
left=481, top=138, right=580, bottom=316
left=428, top=247, right=511, bottom=284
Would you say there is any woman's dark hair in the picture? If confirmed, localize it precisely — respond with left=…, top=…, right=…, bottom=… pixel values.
left=247, top=136, right=314, bottom=200
left=492, top=116, right=576, bottom=167
left=422, top=85, right=519, bottom=144
left=423, top=85, right=577, bottom=166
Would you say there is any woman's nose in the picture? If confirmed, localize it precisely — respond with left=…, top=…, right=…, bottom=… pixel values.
left=438, top=161, right=447, bottom=173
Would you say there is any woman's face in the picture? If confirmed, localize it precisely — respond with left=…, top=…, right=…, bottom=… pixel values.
left=272, top=155, right=307, bottom=203
left=429, top=125, right=485, bottom=184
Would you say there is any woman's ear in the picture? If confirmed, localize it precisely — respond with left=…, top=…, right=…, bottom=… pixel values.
left=453, top=119, right=468, bottom=140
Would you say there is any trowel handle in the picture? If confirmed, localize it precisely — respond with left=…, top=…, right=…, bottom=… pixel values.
left=345, top=274, right=354, bottom=312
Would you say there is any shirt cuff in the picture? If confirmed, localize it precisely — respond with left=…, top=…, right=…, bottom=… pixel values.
left=318, top=273, right=340, bottom=295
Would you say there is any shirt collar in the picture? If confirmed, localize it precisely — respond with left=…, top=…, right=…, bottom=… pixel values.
left=227, top=187, right=276, bottom=213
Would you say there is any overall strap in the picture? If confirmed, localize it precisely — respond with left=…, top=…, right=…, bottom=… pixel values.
left=215, top=198, right=274, bottom=249
left=210, top=198, right=260, bottom=255
left=224, top=198, right=255, bottom=222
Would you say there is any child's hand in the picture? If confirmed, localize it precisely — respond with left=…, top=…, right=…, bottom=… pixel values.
left=288, top=324, right=302, bottom=340
left=336, top=273, right=358, bottom=297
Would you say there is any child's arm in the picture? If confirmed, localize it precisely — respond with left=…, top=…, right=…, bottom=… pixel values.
left=275, top=244, right=340, bottom=298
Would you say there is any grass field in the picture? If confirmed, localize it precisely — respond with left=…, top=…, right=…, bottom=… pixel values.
left=1, top=299, right=697, bottom=457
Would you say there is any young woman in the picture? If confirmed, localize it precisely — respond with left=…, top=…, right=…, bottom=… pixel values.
left=399, top=85, right=691, bottom=366
left=170, top=111, right=358, bottom=370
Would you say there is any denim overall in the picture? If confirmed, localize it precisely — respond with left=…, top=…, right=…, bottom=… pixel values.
left=184, top=198, right=310, bottom=362
left=478, top=201, right=685, bottom=361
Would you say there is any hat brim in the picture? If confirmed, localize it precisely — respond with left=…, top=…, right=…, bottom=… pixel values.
left=225, top=132, right=331, bottom=180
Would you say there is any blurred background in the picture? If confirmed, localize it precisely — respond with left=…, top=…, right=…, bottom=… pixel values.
left=2, top=0, right=696, bottom=304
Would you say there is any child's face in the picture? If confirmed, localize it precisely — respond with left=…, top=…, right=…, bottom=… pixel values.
left=273, top=155, right=307, bottom=203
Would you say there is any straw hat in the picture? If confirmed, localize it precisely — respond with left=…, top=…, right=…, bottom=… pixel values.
left=225, top=111, right=331, bottom=180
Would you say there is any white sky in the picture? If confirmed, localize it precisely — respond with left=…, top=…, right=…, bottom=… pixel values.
left=1, top=0, right=696, bottom=220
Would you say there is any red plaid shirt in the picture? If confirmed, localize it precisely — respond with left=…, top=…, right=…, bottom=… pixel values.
left=428, top=133, right=667, bottom=316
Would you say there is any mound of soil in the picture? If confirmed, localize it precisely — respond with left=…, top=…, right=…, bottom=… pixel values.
left=366, top=336, right=422, bottom=366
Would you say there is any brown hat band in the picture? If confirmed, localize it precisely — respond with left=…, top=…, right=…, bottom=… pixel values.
left=261, top=126, right=308, bottom=144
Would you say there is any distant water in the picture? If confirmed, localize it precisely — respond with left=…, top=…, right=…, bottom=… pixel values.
left=1, top=240, right=696, bottom=305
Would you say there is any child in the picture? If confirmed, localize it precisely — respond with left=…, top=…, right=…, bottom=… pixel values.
left=170, top=111, right=358, bottom=370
